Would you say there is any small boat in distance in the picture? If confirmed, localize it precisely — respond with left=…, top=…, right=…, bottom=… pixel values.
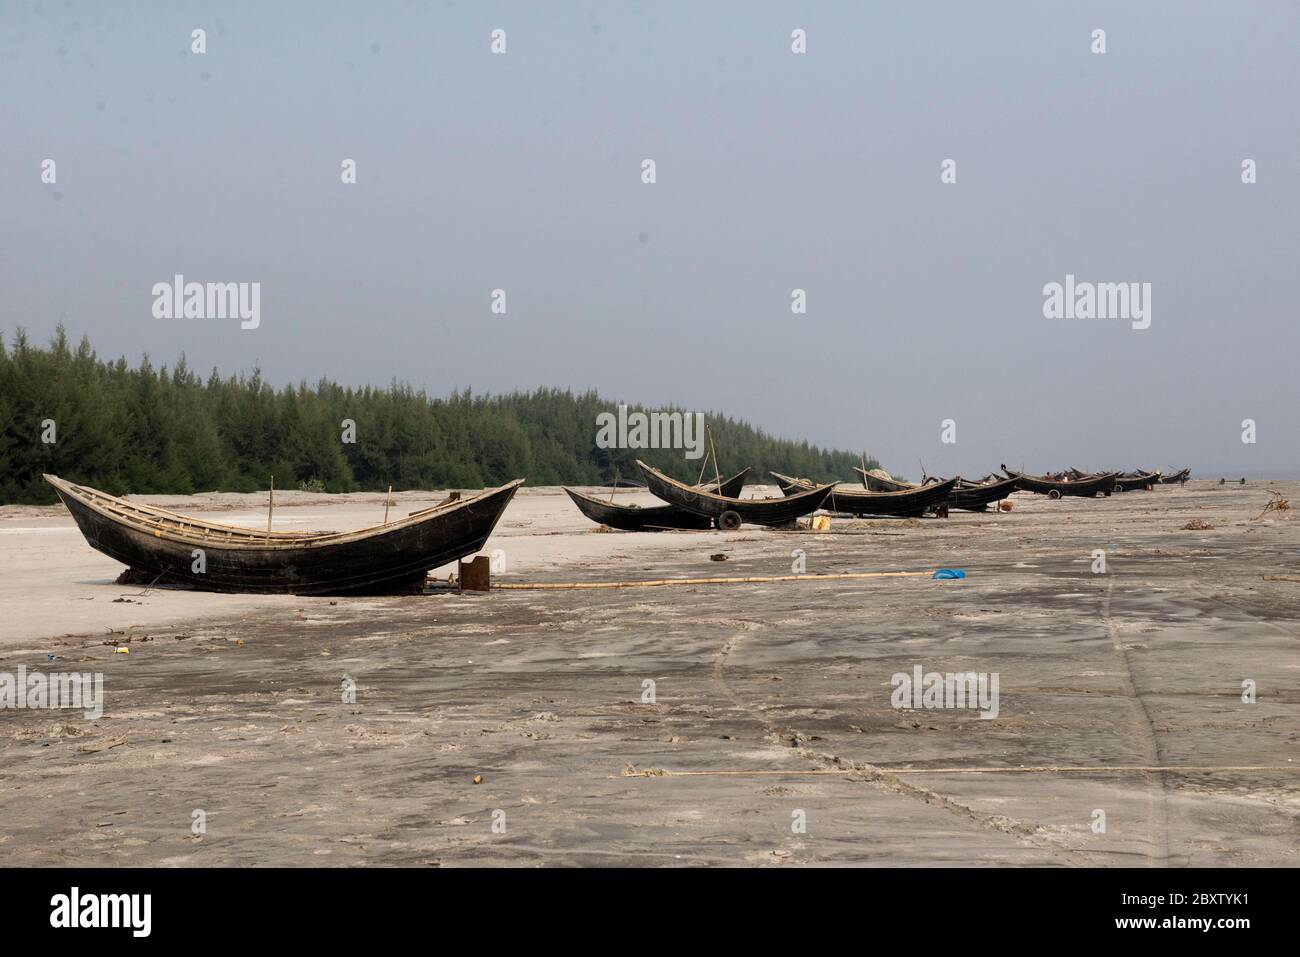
left=773, top=472, right=959, bottom=517
left=1001, top=466, right=1117, bottom=498
left=45, top=473, right=522, bottom=595
left=565, top=468, right=750, bottom=531
left=852, top=468, right=1019, bottom=511
left=1160, top=468, right=1191, bottom=485
left=1113, top=470, right=1161, bottom=492
left=637, top=461, right=832, bottom=528
left=1068, top=467, right=1160, bottom=492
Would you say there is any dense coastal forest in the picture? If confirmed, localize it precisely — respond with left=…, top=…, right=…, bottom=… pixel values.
left=0, top=329, right=876, bottom=504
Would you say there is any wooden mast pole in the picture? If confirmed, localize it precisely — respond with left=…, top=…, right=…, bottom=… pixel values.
left=267, top=476, right=274, bottom=534
left=706, top=425, right=723, bottom=495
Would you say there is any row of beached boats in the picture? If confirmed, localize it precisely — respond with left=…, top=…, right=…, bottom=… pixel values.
left=565, top=462, right=1191, bottom=531
left=41, top=461, right=1189, bottom=595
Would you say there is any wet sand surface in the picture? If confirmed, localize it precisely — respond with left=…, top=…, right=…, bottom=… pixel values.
left=2, top=481, right=1298, bottom=866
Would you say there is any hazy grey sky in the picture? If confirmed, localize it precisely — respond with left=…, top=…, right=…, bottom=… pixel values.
left=3, top=1, right=1298, bottom=476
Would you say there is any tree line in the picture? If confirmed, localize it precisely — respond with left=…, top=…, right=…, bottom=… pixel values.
left=0, top=328, right=877, bottom=504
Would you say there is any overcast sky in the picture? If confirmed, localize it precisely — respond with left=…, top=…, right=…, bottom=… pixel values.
left=3, top=1, right=1297, bottom=477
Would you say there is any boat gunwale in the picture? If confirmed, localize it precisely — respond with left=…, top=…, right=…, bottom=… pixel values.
left=1002, top=467, right=1119, bottom=485
left=563, top=467, right=750, bottom=513
left=771, top=471, right=960, bottom=501
left=638, top=461, right=832, bottom=507
left=43, top=473, right=524, bottom=552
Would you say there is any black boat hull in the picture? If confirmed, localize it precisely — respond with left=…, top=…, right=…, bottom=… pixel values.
left=51, top=479, right=521, bottom=595
left=638, top=461, right=832, bottom=526
left=1001, top=467, right=1117, bottom=497
left=948, top=476, right=1020, bottom=510
left=564, top=488, right=712, bottom=531
left=1113, top=472, right=1159, bottom=492
left=564, top=469, right=750, bottom=531
left=853, top=469, right=1018, bottom=511
left=856, top=471, right=914, bottom=493
left=773, top=472, right=959, bottom=517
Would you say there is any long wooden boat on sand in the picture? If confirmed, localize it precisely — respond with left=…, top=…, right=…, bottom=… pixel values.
left=855, top=470, right=915, bottom=493
left=945, top=475, right=1020, bottom=511
left=1001, top=466, right=1116, bottom=498
left=637, top=461, right=832, bottom=528
left=45, top=473, right=522, bottom=595
left=773, top=472, right=959, bottom=517
left=1113, top=471, right=1160, bottom=492
left=852, top=468, right=1019, bottom=511
left=565, top=468, right=750, bottom=531
left=1160, top=468, right=1191, bottom=485
left=1069, top=467, right=1160, bottom=492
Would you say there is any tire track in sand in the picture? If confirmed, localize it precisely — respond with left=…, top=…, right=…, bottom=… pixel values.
left=1100, top=576, right=1171, bottom=866
left=711, top=623, right=1106, bottom=866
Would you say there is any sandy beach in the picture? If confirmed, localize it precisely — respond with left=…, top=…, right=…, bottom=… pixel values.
left=1, top=481, right=1297, bottom=866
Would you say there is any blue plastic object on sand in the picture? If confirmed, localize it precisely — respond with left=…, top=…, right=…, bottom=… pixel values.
left=932, top=569, right=966, bottom=580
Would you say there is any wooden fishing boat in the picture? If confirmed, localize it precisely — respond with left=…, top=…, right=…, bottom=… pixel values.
left=851, top=468, right=1017, bottom=510
left=1068, top=467, right=1159, bottom=491
left=564, top=468, right=750, bottom=531
left=637, top=461, right=832, bottom=528
left=1160, top=468, right=1191, bottom=485
left=855, top=469, right=915, bottom=493
left=772, top=472, right=959, bottom=517
left=1112, top=470, right=1161, bottom=492
left=45, top=473, right=522, bottom=595
left=1000, top=466, right=1116, bottom=498
left=946, top=475, right=1020, bottom=511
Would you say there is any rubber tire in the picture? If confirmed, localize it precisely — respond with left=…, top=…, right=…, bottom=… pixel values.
left=717, top=510, right=742, bottom=531
left=1048, top=489, right=1062, bottom=500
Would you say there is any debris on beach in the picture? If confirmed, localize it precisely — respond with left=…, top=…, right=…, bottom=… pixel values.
left=1182, top=519, right=1215, bottom=530
left=1252, top=490, right=1291, bottom=521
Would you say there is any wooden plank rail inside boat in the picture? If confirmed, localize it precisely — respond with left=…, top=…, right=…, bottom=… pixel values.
left=45, top=473, right=523, bottom=595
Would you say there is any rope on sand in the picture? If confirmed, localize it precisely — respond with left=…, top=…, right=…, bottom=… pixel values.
left=492, top=570, right=933, bottom=590
left=621, top=764, right=1298, bottom=778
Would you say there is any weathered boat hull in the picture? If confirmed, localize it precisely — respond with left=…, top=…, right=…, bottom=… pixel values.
left=852, top=468, right=1018, bottom=510
left=1112, top=472, right=1160, bottom=492
left=564, top=489, right=712, bottom=530
left=772, top=472, right=959, bottom=517
left=855, top=469, right=915, bottom=493
left=1001, top=466, right=1117, bottom=497
left=563, top=469, right=749, bottom=531
left=948, top=476, right=1020, bottom=511
left=47, top=474, right=522, bottom=595
left=1160, top=468, right=1191, bottom=484
left=637, top=461, right=832, bottom=526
